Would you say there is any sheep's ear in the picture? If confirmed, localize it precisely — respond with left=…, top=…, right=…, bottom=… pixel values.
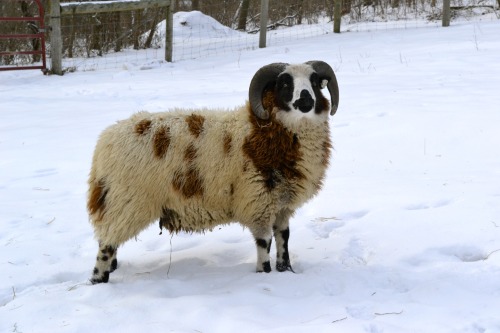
left=249, top=63, right=288, bottom=120
left=306, top=61, right=339, bottom=116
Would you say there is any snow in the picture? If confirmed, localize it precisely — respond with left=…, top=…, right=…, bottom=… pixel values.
left=1, top=12, right=500, bottom=333
left=172, top=11, right=243, bottom=38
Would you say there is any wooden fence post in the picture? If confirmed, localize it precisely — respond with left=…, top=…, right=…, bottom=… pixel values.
left=259, top=0, right=268, bottom=48
left=334, top=0, right=342, bottom=33
left=49, top=0, right=63, bottom=75
left=165, top=2, right=173, bottom=62
left=442, top=0, right=451, bottom=27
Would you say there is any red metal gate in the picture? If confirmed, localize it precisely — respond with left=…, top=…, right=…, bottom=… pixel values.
left=0, top=0, right=47, bottom=73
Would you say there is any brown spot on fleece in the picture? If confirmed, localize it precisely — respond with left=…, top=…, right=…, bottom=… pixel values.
left=135, top=119, right=152, bottom=135
left=172, top=168, right=204, bottom=198
left=243, top=105, right=304, bottom=191
left=184, top=144, right=197, bottom=162
left=186, top=114, right=205, bottom=138
left=88, top=179, right=108, bottom=221
left=153, top=125, right=171, bottom=158
left=223, top=133, right=232, bottom=155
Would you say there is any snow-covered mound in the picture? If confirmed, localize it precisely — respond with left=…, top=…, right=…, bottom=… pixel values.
left=174, top=11, right=241, bottom=38
left=151, top=10, right=243, bottom=43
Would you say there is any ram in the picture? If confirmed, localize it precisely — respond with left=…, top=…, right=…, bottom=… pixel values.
left=87, top=61, right=339, bottom=284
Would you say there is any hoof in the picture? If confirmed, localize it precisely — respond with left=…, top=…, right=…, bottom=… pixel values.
left=257, top=261, right=271, bottom=273
left=276, top=261, right=295, bottom=273
left=90, top=270, right=110, bottom=284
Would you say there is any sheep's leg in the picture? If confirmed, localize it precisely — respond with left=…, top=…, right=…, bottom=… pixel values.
left=249, top=222, right=273, bottom=273
left=254, top=235, right=273, bottom=273
left=91, top=243, right=118, bottom=284
left=273, top=209, right=294, bottom=272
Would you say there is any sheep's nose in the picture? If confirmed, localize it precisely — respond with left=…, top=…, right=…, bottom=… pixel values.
left=293, top=90, right=314, bottom=113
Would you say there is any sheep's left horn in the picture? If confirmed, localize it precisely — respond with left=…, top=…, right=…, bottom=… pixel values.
left=306, top=60, right=339, bottom=116
left=249, top=63, right=288, bottom=120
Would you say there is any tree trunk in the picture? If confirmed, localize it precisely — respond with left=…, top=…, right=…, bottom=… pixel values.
left=90, top=14, right=103, bottom=56
left=297, top=0, right=304, bottom=25
left=68, top=13, right=75, bottom=57
left=21, top=1, right=41, bottom=62
left=133, top=10, right=142, bottom=50
left=237, top=0, right=251, bottom=30
left=144, top=7, right=161, bottom=48
left=114, top=11, right=123, bottom=52
left=342, top=0, right=352, bottom=14
left=192, top=0, right=200, bottom=11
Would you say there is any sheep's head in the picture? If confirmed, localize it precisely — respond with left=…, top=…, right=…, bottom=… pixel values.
left=249, top=61, right=339, bottom=121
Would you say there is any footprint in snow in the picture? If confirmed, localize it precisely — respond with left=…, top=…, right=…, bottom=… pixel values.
left=439, top=245, right=489, bottom=263
left=405, top=199, right=452, bottom=211
left=310, top=217, right=344, bottom=239
left=340, top=238, right=372, bottom=267
left=345, top=304, right=374, bottom=320
left=33, top=168, right=58, bottom=178
left=310, top=210, right=369, bottom=239
left=333, top=122, right=350, bottom=128
left=343, top=210, right=370, bottom=220
left=407, top=245, right=490, bottom=266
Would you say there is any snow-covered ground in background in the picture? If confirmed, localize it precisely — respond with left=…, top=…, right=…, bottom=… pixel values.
left=1, top=14, right=500, bottom=333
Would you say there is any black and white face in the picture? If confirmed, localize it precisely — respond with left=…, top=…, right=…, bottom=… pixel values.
left=275, top=64, right=329, bottom=122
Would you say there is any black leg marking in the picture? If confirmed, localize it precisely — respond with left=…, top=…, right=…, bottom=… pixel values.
left=262, top=261, right=271, bottom=273
left=254, top=237, right=273, bottom=273
left=276, top=260, right=294, bottom=273
left=281, top=228, right=290, bottom=243
left=110, top=258, right=118, bottom=272
left=256, top=238, right=268, bottom=249
left=250, top=222, right=273, bottom=274
left=276, top=227, right=294, bottom=272
left=91, top=244, right=118, bottom=284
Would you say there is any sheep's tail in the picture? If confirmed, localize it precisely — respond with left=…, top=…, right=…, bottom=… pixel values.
left=87, top=171, right=108, bottom=224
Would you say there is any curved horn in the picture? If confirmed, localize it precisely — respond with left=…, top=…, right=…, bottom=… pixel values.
left=306, top=60, right=339, bottom=116
left=249, top=62, right=288, bottom=120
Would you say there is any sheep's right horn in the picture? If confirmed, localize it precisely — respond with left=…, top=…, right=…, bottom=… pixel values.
left=249, top=63, right=288, bottom=120
left=306, top=60, right=339, bottom=116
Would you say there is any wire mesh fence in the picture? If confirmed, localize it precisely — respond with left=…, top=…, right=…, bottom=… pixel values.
left=1, top=0, right=498, bottom=71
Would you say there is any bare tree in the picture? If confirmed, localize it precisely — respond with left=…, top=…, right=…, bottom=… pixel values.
left=192, top=0, right=201, bottom=10
left=237, top=0, right=252, bottom=30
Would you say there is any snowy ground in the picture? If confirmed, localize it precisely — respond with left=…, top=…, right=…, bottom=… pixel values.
left=1, top=18, right=500, bottom=333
